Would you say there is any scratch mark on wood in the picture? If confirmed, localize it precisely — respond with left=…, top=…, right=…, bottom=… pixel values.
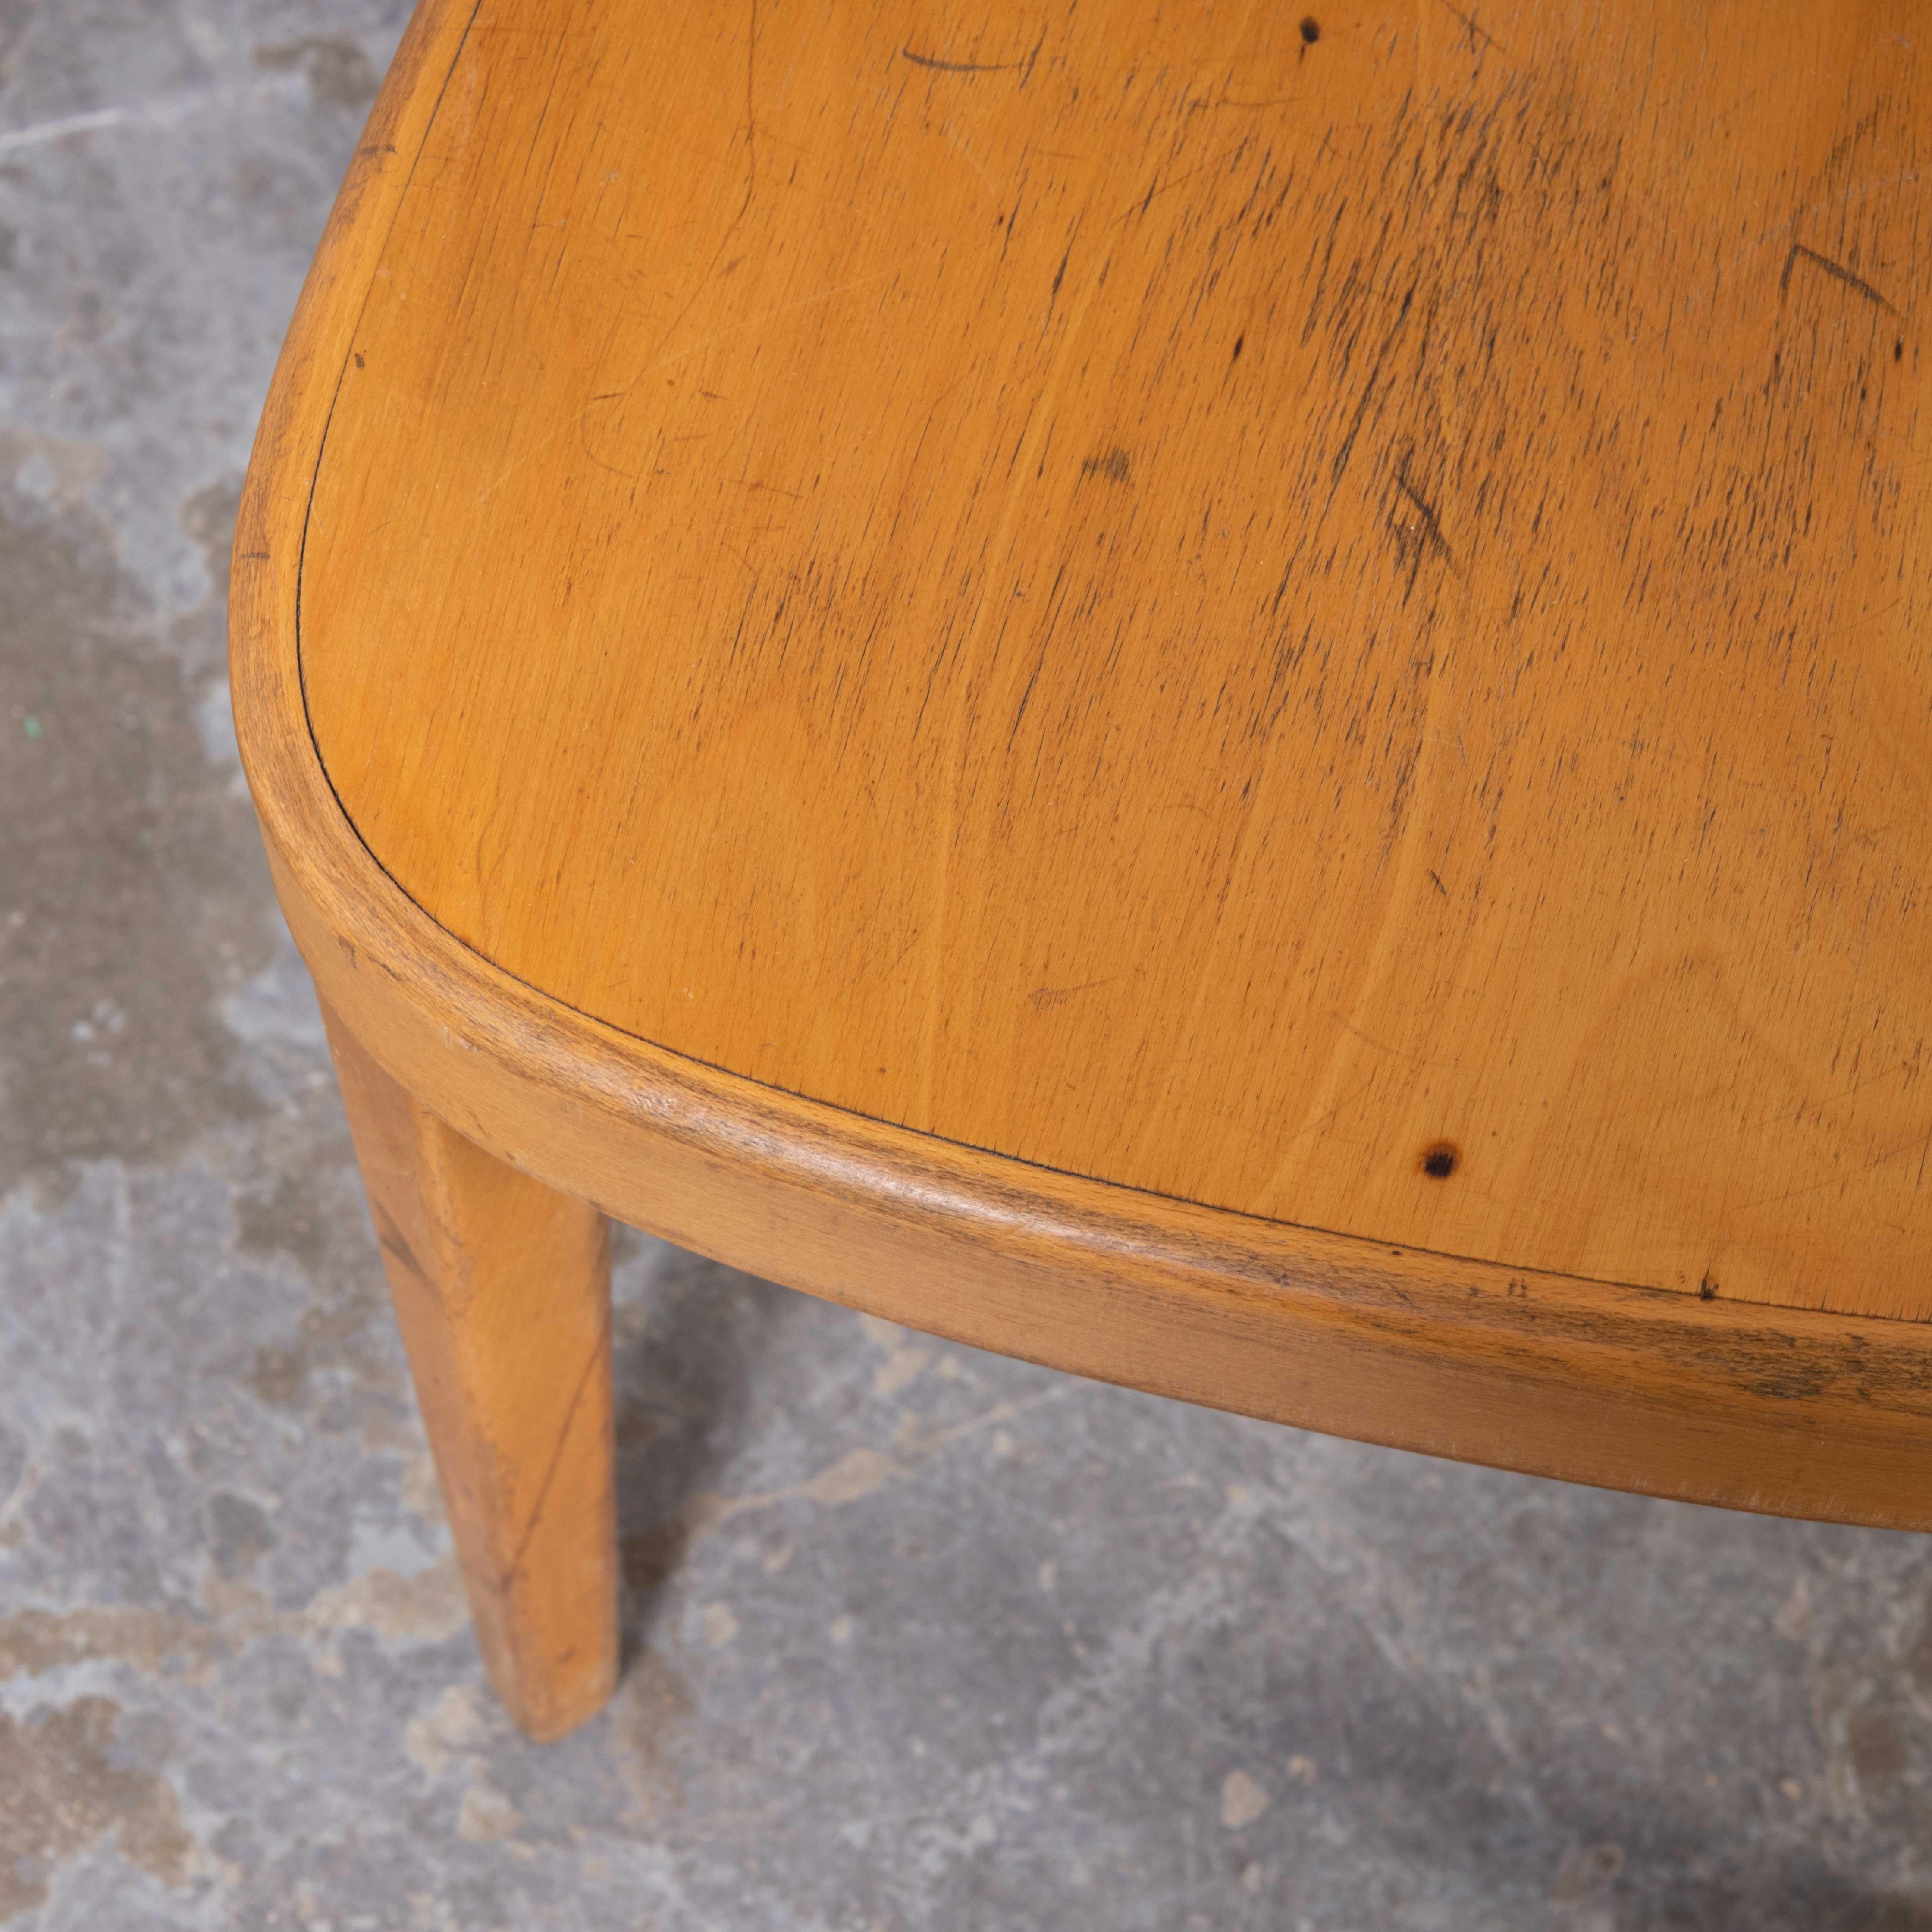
left=1118, top=146, right=1243, bottom=226
left=740, top=0, right=760, bottom=234
left=934, top=118, right=998, bottom=198
left=496, top=1334, right=608, bottom=1589
left=1333, top=1015, right=1441, bottom=1066
left=1436, top=0, right=1506, bottom=55
left=476, top=266, right=900, bottom=503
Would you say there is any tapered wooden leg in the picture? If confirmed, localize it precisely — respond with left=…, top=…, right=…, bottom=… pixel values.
left=321, top=1002, right=618, bottom=1741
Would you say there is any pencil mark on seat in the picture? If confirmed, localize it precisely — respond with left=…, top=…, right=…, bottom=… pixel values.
left=1030, top=977, right=1117, bottom=1012
left=1389, top=458, right=1455, bottom=578
left=1780, top=241, right=1897, bottom=313
left=904, top=49, right=1013, bottom=73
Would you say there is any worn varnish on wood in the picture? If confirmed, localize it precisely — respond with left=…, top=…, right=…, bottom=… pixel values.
left=301, top=0, right=1929, bottom=1320
left=235, top=0, right=1932, bottom=1734
left=322, top=1003, right=617, bottom=1741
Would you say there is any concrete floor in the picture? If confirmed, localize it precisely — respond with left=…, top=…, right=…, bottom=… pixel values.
left=3, top=3, right=1932, bottom=1926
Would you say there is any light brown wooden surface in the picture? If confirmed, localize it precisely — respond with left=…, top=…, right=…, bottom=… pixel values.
left=299, top=0, right=1930, bottom=1321
left=322, top=1000, right=616, bottom=1742
left=231, top=0, right=1932, bottom=1561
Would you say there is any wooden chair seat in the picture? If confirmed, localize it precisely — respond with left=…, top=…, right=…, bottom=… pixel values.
left=233, top=0, right=1932, bottom=1739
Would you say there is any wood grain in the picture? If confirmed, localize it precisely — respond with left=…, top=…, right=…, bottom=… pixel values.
left=297, top=0, right=1931, bottom=1320
left=231, top=0, right=1932, bottom=1540
left=323, top=999, right=616, bottom=1742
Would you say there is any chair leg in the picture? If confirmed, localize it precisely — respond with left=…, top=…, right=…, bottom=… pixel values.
left=320, top=1001, right=618, bottom=1741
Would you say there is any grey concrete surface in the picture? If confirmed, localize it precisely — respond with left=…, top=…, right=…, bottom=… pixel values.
left=2, top=4, right=1932, bottom=1927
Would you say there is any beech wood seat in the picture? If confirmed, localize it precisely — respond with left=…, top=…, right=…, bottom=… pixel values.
left=234, top=0, right=1932, bottom=1740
